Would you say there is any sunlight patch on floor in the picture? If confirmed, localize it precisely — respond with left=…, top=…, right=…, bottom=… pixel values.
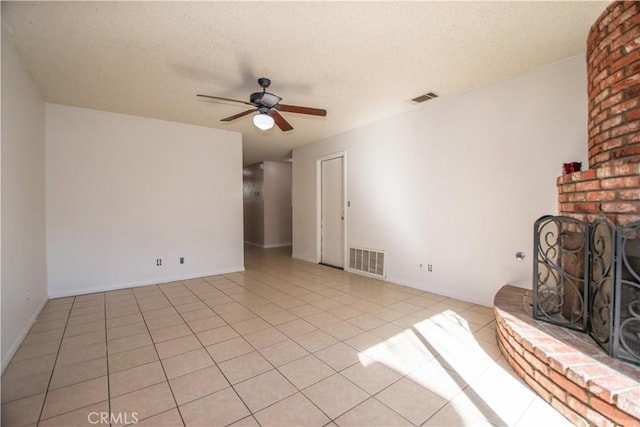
left=359, top=309, right=574, bottom=427
left=358, top=328, right=437, bottom=374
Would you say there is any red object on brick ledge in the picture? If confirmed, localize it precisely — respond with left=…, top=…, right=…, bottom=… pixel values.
left=494, top=285, right=640, bottom=426
left=557, top=163, right=640, bottom=225
left=564, top=162, right=583, bottom=174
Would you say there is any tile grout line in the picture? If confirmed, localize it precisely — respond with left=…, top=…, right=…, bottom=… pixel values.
left=103, top=293, right=112, bottom=427
left=212, top=275, right=345, bottom=415
left=35, top=295, right=76, bottom=426
left=225, top=264, right=450, bottom=425
left=130, top=286, right=187, bottom=427
left=206, top=274, right=388, bottom=425
left=4, top=248, right=553, bottom=427
left=242, top=258, right=524, bottom=422
left=257, top=264, right=428, bottom=425
left=158, top=279, right=270, bottom=425
left=224, top=267, right=366, bottom=423
left=165, top=277, right=337, bottom=425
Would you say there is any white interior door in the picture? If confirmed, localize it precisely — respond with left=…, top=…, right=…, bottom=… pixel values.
left=321, top=157, right=344, bottom=268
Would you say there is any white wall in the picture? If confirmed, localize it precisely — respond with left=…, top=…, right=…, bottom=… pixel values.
left=46, top=104, right=244, bottom=297
left=293, top=55, right=588, bottom=306
left=1, top=27, right=49, bottom=370
left=263, top=161, right=292, bottom=248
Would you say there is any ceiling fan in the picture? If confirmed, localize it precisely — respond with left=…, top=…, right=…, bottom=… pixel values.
left=197, top=78, right=326, bottom=132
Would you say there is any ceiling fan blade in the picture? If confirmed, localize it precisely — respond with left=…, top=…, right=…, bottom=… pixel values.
left=221, top=109, right=256, bottom=122
left=270, top=110, right=294, bottom=132
left=277, top=104, right=327, bottom=117
left=197, top=94, right=254, bottom=106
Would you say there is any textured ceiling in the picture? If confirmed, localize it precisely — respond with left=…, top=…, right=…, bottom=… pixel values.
left=2, top=1, right=609, bottom=166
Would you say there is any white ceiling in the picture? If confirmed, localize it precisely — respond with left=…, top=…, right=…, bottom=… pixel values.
left=2, top=1, right=609, bottom=166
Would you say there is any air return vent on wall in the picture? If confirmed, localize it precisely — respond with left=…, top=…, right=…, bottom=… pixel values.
left=348, top=247, right=386, bottom=279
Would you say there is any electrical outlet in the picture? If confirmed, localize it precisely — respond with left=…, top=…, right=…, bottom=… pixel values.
left=156, top=259, right=162, bottom=266
left=180, top=257, right=184, bottom=264
left=26, top=290, right=31, bottom=301
left=428, top=264, right=433, bottom=272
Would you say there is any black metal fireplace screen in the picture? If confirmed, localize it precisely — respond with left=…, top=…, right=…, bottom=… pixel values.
left=533, top=215, right=640, bottom=366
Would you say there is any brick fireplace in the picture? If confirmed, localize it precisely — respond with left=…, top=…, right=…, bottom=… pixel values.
left=495, top=2, right=640, bottom=425
left=557, top=1, right=640, bottom=225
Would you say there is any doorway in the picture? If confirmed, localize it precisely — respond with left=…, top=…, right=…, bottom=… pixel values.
left=319, top=155, right=345, bottom=268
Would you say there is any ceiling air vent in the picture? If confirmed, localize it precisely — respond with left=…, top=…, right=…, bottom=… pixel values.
left=411, top=92, right=439, bottom=103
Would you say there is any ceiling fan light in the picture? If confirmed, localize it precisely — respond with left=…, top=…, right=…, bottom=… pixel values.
left=253, top=113, right=274, bottom=131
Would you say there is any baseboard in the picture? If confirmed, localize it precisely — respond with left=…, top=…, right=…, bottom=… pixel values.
left=245, top=241, right=292, bottom=249
left=48, top=266, right=245, bottom=299
left=1, top=296, right=48, bottom=374
left=386, top=275, right=491, bottom=307
left=263, top=243, right=292, bottom=249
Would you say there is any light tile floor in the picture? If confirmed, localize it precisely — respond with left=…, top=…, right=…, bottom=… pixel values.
left=1, top=246, right=573, bottom=426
